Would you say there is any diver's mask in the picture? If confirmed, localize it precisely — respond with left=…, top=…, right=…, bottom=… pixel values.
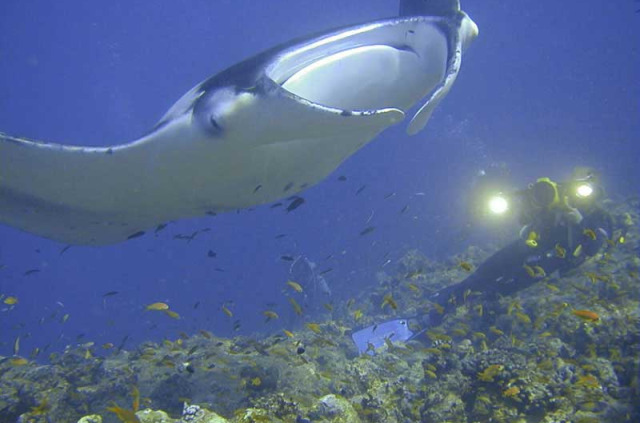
left=529, top=178, right=560, bottom=209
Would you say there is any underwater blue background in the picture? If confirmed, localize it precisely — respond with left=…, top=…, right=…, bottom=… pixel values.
left=0, top=0, right=638, bottom=359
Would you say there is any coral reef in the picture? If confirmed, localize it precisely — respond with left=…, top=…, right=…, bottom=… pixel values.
left=1, top=198, right=638, bottom=423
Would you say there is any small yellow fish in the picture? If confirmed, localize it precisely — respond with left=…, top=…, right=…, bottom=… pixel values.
left=575, top=374, right=600, bottom=389
left=10, top=357, right=29, bottom=366
left=472, top=331, right=487, bottom=340
left=102, top=342, right=115, bottom=350
left=458, top=261, right=473, bottom=272
left=489, top=326, right=504, bottom=336
left=533, top=265, right=546, bottom=277
left=107, top=403, right=141, bottom=423
left=526, top=231, right=539, bottom=248
left=515, top=311, right=531, bottom=324
left=503, top=386, right=520, bottom=398
left=353, top=309, right=364, bottom=321
left=323, top=303, right=334, bottom=312
left=286, top=280, right=303, bottom=293
left=146, top=302, right=169, bottom=311
left=221, top=305, right=233, bottom=318
left=474, top=304, right=483, bottom=317
left=164, top=309, right=180, bottom=319
left=381, top=294, right=398, bottom=310
left=583, top=228, right=597, bottom=240
left=407, top=283, right=421, bottom=294
left=282, top=329, right=294, bottom=338
left=288, top=297, right=303, bottom=316
left=523, top=264, right=536, bottom=278
left=555, top=243, right=566, bottom=258
left=573, top=244, right=583, bottom=257
left=61, top=313, right=70, bottom=323
left=3, top=296, right=18, bottom=305
left=477, top=364, right=504, bottom=382
left=545, top=283, right=559, bottom=292
left=305, top=323, right=322, bottom=334
left=507, top=300, right=521, bottom=315
left=262, top=310, right=279, bottom=321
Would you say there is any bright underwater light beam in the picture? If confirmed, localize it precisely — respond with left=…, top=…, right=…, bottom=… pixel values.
left=488, top=195, right=509, bottom=215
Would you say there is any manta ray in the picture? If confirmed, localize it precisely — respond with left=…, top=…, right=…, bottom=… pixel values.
left=0, top=0, right=477, bottom=245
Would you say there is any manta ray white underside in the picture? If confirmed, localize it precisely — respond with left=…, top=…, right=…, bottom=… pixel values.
left=0, top=4, right=477, bottom=245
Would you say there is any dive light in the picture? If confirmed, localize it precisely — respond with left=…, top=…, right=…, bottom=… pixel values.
left=487, top=194, right=509, bottom=215
left=575, top=183, right=594, bottom=199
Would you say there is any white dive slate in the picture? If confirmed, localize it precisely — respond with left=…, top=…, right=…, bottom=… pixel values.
left=0, top=1, right=478, bottom=245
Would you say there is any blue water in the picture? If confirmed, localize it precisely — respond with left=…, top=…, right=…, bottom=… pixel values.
left=0, top=0, right=638, bottom=360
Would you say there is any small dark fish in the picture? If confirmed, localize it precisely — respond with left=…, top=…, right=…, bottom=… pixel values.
left=400, top=204, right=409, bottom=214
left=319, top=268, right=333, bottom=275
left=356, top=185, right=367, bottom=195
left=102, top=291, right=119, bottom=297
left=193, top=301, right=200, bottom=309
left=24, top=269, right=41, bottom=276
left=253, top=184, right=262, bottom=193
left=275, top=234, right=287, bottom=239
left=359, top=226, right=376, bottom=236
left=270, top=202, right=283, bottom=208
left=233, top=320, right=242, bottom=331
left=283, top=182, right=295, bottom=192
left=338, top=175, right=347, bottom=181
left=286, top=197, right=305, bottom=212
left=174, top=230, right=202, bottom=242
left=384, top=192, right=396, bottom=199
left=60, top=245, right=72, bottom=255
left=205, top=211, right=217, bottom=216
left=207, top=250, right=217, bottom=258
left=76, top=333, right=86, bottom=340
left=280, top=255, right=295, bottom=262
left=127, top=231, right=145, bottom=240
left=155, top=223, right=168, bottom=234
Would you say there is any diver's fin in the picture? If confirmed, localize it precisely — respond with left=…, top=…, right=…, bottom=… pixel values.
left=399, top=0, right=460, bottom=17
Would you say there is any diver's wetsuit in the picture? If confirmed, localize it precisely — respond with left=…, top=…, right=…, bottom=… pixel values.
left=427, top=206, right=613, bottom=316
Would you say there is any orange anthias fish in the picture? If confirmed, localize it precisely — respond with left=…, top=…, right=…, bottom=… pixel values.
left=572, top=309, right=600, bottom=322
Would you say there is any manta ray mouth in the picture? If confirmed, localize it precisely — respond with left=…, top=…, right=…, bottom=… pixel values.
left=274, top=43, right=428, bottom=114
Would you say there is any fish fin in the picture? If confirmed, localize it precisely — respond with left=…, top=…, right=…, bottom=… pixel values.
left=406, top=30, right=462, bottom=135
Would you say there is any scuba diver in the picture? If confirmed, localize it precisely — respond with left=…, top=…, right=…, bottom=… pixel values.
left=427, top=167, right=614, bottom=319
left=351, top=167, right=616, bottom=354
